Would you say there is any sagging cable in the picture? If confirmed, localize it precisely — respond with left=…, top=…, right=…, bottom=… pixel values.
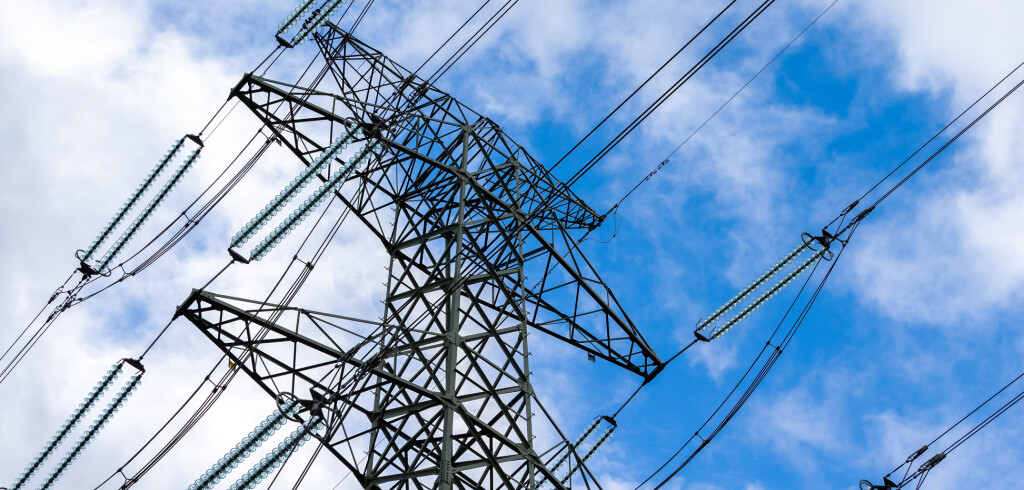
left=7, top=363, right=123, bottom=490
left=249, top=140, right=379, bottom=261
left=230, top=125, right=360, bottom=250
left=277, top=0, right=319, bottom=35
left=290, top=0, right=348, bottom=46
left=696, top=234, right=832, bottom=341
left=188, top=400, right=300, bottom=490
left=39, top=363, right=145, bottom=490
left=97, top=147, right=203, bottom=273
left=80, top=138, right=186, bottom=265
left=227, top=416, right=325, bottom=490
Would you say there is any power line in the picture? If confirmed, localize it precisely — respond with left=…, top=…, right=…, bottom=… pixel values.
left=863, top=365, right=1024, bottom=490
left=425, top=0, right=521, bottom=86
left=548, top=0, right=741, bottom=173
left=633, top=55, right=1024, bottom=487
left=866, top=68, right=1024, bottom=211
left=347, top=0, right=375, bottom=35
left=643, top=226, right=854, bottom=489
left=411, top=0, right=494, bottom=77
left=565, top=0, right=780, bottom=188
left=608, top=0, right=841, bottom=215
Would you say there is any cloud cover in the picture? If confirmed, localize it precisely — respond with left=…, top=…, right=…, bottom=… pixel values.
left=1, top=0, right=1023, bottom=489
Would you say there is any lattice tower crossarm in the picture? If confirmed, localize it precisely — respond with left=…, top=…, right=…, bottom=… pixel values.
left=178, top=25, right=663, bottom=489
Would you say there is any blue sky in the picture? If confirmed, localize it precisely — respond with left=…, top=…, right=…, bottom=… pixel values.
left=1, top=1, right=1024, bottom=489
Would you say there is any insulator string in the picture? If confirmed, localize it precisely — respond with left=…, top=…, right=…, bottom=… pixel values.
left=39, top=369, right=144, bottom=490
left=249, top=140, right=379, bottom=261
left=82, top=138, right=186, bottom=264
left=188, top=401, right=299, bottom=490
left=97, top=148, right=203, bottom=273
left=7, top=363, right=123, bottom=490
left=231, top=125, right=359, bottom=250
left=227, top=416, right=325, bottom=490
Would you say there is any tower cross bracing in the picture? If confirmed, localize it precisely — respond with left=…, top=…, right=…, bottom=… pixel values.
left=178, top=24, right=663, bottom=490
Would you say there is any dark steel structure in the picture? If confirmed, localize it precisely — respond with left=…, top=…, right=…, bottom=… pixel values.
left=177, top=24, right=663, bottom=489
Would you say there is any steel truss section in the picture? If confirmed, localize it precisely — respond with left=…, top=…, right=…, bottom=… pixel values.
left=180, top=24, right=663, bottom=489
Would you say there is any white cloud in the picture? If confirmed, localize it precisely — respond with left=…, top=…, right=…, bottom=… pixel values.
left=846, top=1, right=1024, bottom=325
left=0, top=1, right=377, bottom=488
left=687, top=338, right=740, bottom=382
left=862, top=405, right=1024, bottom=490
left=3, top=0, right=1023, bottom=489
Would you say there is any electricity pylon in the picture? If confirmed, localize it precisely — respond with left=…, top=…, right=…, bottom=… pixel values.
left=177, top=24, right=663, bottom=489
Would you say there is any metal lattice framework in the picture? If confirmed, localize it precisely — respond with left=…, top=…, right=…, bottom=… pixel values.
left=177, top=24, right=663, bottom=489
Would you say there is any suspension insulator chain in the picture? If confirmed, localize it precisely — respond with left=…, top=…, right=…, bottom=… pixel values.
left=709, top=246, right=828, bottom=340
left=535, top=417, right=616, bottom=488
left=290, top=0, right=348, bottom=46
left=230, top=125, right=360, bottom=250
left=696, top=234, right=833, bottom=341
left=560, top=424, right=616, bottom=485
left=188, top=400, right=300, bottom=490
left=7, top=363, right=124, bottom=490
left=546, top=417, right=602, bottom=479
left=227, top=416, right=325, bottom=490
left=277, top=0, right=319, bottom=36
left=81, top=138, right=186, bottom=265
left=39, top=370, right=144, bottom=490
left=97, top=147, right=203, bottom=273
left=696, top=241, right=811, bottom=332
left=249, top=140, right=379, bottom=261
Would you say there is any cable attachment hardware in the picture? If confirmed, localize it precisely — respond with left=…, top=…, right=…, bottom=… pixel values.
left=841, top=199, right=860, bottom=217
left=859, top=478, right=899, bottom=490
left=906, top=444, right=928, bottom=464
left=918, top=452, right=946, bottom=472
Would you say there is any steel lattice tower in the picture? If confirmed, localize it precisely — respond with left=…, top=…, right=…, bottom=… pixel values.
left=177, top=25, right=663, bottom=489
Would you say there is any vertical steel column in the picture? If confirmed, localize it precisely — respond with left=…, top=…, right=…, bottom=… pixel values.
left=514, top=157, right=537, bottom=489
left=438, top=126, right=470, bottom=489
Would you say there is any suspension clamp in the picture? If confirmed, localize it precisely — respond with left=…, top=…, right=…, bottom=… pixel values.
left=275, top=34, right=295, bottom=49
